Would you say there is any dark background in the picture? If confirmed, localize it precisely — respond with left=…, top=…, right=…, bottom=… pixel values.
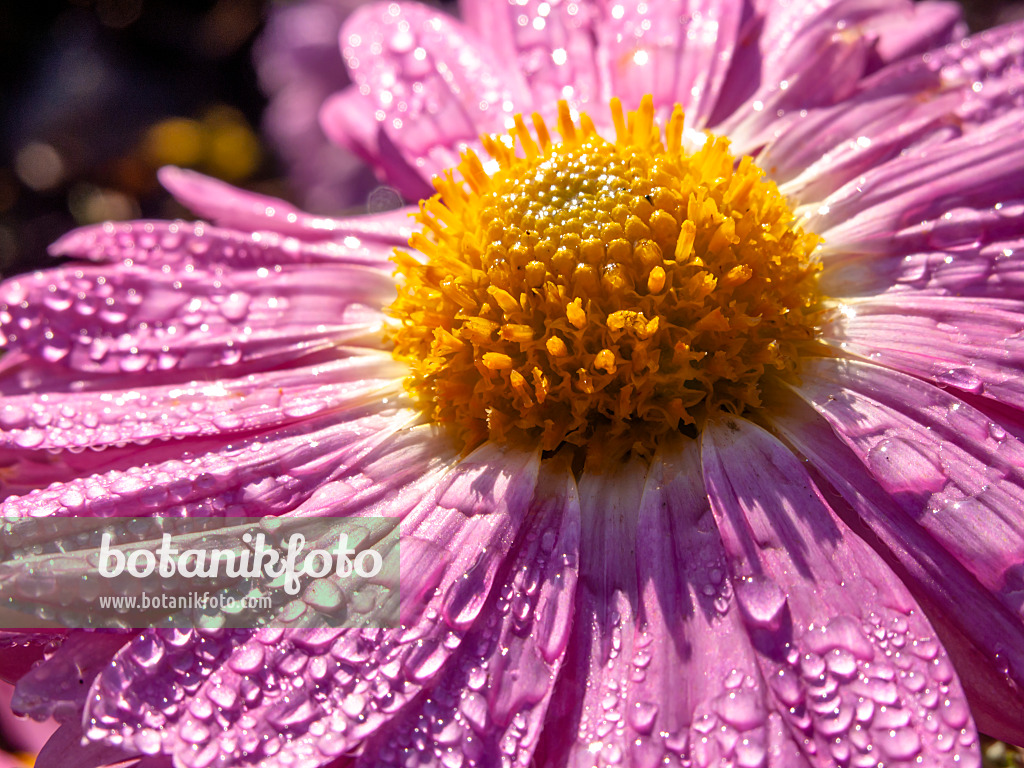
left=0, top=0, right=273, bottom=280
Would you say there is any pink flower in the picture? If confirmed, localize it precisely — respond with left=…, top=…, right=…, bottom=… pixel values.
left=256, top=0, right=386, bottom=213
left=3, top=1, right=1024, bottom=767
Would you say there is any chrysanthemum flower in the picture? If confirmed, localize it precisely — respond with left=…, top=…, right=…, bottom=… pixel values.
left=2, top=0, right=1024, bottom=766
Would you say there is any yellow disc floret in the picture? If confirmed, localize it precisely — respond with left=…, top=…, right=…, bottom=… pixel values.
left=389, top=96, right=822, bottom=455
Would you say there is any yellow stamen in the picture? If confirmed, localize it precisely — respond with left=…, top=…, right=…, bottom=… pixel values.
left=388, top=98, right=823, bottom=455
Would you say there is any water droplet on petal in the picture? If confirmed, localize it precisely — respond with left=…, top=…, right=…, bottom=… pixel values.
left=220, top=292, right=251, bottom=322
left=228, top=645, right=265, bottom=674
left=734, top=576, right=786, bottom=629
left=460, top=691, right=488, bottom=733
left=135, top=728, right=163, bottom=755
left=865, top=437, right=946, bottom=494
left=627, top=701, right=658, bottom=734
left=715, top=690, right=763, bottom=730
left=14, top=429, right=45, bottom=449
left=879, top=726, right=922, bottom=761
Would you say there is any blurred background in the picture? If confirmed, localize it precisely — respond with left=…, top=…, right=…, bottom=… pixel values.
left=1, top=0, right=278, bottom=278
left=1, top=0, right=1024, bottom=765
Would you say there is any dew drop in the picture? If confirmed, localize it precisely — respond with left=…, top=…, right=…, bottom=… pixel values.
left=13, top=429, right=45, bottom=449
left=865, top=437, right=946, bottom=494
left=228, top=645, right=265, bottom=674
left=879, top=726, right=922, bottom=761
left=213, top=413, right=245, bottom=431
left=933, top=367, right=983, bottom=394
left=627, top=701, right=658, bottom=734
left=715, top=690, right=763, bottom=730
left=734, top=577, right=786, bottom=629
left=442, top=554, right=492, bottom=630
left=220, top=292, right=251, bottom=322
left=135, top=728, right=163, bottom=755
left=460, top=691, right=488, bottom=733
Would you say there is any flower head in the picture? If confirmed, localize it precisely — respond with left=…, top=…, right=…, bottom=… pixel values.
left=391, top=97, right=822, bottom=454
left=3, top=1, right=1024, bottom=767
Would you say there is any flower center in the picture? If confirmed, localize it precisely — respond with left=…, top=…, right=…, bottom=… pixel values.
left=389, top=96, right=822, bottom=456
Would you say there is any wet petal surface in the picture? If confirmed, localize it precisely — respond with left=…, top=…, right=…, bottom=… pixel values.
left=702, top=417, right=980, bottom=768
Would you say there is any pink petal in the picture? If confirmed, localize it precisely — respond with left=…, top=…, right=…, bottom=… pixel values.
left=254, top=0, right=378, bottom=213
left=754, top=0, right=888, bottom=74
left=713, top=0, right=965, bottom=149
left=765, top=90, right=964, bottom=200
left=866, top=1, right=965, bottom=63
left=765, top=387, right=1024, bottom=744
left=80, top=628, right=257, bottom=763
left=823, top=295, right=1024, bottom=408
left=791, top=357, right=1024, bottom=616
left=857, top=19, right=1024, bottom=131
left=0, top=354, right=403, bottom=453
left=319, top=86, right=379, bottom=163
left=715, top=0, right=911, bottom=144
left=721, top=21, right=874, bottom=154
left=755, top=0, right=961, bottom=83
left=808, top=112, right=1024, bottom=244
left=82, top=445, right=541, bottom=767
left=35, top=722, right=138, bottom=768
left=535, top=454, right=649, bottom=767
left=820, top=205, right=1024, bottom=299
left=0, top=261, right=391, bottom=383
left=702, top=417, right=980, bottom=767
left=286, top=423, right=461, bottom=522
left=157, top=167, right=415, bottom=245
left=777, top=18, right=1024, bottom=214
left=0, top=406, right=427, bottom=519
left=538, top=441, right=812, bottom=767
left=0, top=633, right=53, bottom=682
left=12, top=632, right=135, bottom=722
left=0, top=680, right=57, bottom=753
left=596, top=0, right=743, bottom=126
left=336, top=2, right=528, bottom=191
left=787, top=21, right=1024, bottom=298
left=460, top=0, right=602, bottom=118
left=320, top=86, right=438, bottom=202
left=49, top=218, right=402, bottom=270
left=352, top=456, right=580, bottom=768
left=396, top=442, right=540, bottom=627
